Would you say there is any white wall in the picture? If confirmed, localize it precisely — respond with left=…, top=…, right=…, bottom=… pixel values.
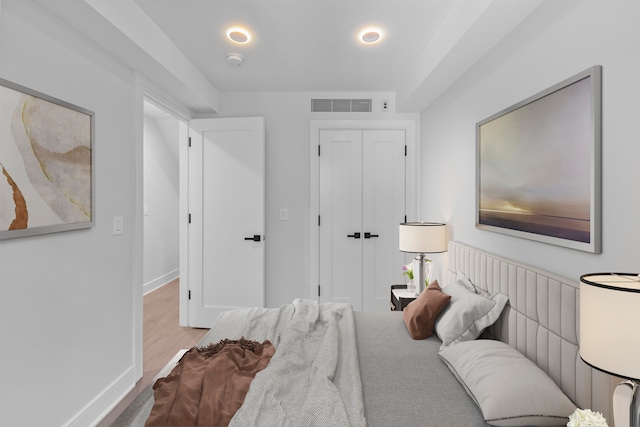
left=4, top=1, right=636, bottom=424
left=143, top=115, right=179, bottom=293
left=420, top=0, right=640, bottom=282
left=0, top=2, right=137, bottom=425
left=216, top=92, right=419, bottom=307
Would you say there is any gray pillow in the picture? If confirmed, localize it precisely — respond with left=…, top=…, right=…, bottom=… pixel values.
left=434, top=282, right=508, bottom=350
left=439, top=340, right=576, bottom=426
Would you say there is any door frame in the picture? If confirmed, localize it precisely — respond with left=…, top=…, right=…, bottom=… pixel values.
left=134, top=75, right=192, bottom=380
left=309, top=120, right=419, bottom=302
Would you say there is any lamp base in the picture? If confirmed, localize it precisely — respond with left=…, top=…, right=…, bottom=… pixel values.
left=632, top=380, right=640, bottom=427
left=614, top=380, right=640, bottom=427
left=415, top=254, right=426, bottom=296
left=414, top=254, right=433, bottom=296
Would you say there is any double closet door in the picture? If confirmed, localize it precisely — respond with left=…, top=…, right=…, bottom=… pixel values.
left=319, top=129, right=406, bottom=311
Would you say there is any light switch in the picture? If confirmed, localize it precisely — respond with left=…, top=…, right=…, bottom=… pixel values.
left=280, top=208, right=288, bottom=221
left=113, top=216, right=123, bottom=235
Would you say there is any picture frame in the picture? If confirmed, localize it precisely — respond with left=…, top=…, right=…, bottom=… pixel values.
left=476, top=66, right=602, bottom=253
left=0, top=78, right=95, bottom=240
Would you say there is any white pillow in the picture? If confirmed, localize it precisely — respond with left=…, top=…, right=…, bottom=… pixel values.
left=456, top=270, right=477, bottom=293
left=435, top=282, right=508, bottom=350
left=439, top=340, right=576, bottom=426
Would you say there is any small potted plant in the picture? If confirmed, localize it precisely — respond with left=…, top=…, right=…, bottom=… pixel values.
left=402, top=264, right=415, bottom=292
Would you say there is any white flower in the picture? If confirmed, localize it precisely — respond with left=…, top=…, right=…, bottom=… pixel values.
left=567, top=408, right=608, bottom=427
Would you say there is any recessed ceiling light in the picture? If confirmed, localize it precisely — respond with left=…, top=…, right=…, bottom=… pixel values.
left=226, top=27, right=251, bottom=44
left=359, top=28, right=383, bottom=44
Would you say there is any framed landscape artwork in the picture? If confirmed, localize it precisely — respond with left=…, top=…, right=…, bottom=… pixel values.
left=476, top=66, right=602, bottom=253
left=0, top=78, right=94, bottom=240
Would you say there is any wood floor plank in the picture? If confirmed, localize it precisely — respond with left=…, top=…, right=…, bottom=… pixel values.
left=97, top=279, right=209, bottom=426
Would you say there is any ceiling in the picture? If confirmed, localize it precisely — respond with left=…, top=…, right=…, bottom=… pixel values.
left=34, top=0, right=545, bottom=116
left=134, top=0, right=451, bottom=93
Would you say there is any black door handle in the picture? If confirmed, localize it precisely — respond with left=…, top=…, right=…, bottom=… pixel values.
left=244, top=235, right=261, bottom=242
left=347, top=232, right=361, bottom=239
left=364, top=232, right=379, bottom=239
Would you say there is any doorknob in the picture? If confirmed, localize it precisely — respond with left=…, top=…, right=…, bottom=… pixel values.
left=347, top=232, right=361, bottom=239
left=364, top=232, right=379, bottom=239
left=244, top=235, right=261, bottom=242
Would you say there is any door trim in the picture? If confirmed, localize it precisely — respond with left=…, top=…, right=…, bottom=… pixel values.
left=135, top=74, right=192, bottom=379
left=309, top=120, right=418, bottom=303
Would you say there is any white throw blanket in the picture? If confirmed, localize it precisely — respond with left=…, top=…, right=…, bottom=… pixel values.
left=206, top=299, right=366, bottom=427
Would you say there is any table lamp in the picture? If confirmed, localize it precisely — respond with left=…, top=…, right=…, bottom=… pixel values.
left=580, top=273, right=640, bottom=427
left=399, top=222, right=446, bottom=295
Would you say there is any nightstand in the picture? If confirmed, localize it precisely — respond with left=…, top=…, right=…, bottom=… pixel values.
left=390, top=284, right=417, bottom=311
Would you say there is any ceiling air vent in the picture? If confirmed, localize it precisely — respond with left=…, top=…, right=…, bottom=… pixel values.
left=311, top=99, right=372, bottom=113
left=332, top=99, right=351, bottom=112
left=351, top=99, right=372, bottom=112
left=311, top=99, right=332, bottom=112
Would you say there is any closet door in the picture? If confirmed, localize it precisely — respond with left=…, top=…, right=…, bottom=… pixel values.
left=362, top=130, right=406, bottom=311
left=319, top=130, right=363, bottom=310
left=318, top=128, right=405, bottom=311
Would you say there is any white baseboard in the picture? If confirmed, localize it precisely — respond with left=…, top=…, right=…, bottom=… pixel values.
left=64, top=271, right=179, bottom=426
left=65, top=366, right=136, bottom=427
left=143, top=268, right=179, bottom=295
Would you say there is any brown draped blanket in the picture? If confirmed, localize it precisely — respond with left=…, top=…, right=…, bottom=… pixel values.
left=146, top=338, right=275, bottom=427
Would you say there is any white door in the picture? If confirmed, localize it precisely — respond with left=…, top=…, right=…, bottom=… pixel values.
left=187, top=117, right=265, bottom=327
left=319, top=130, right=363, bottom=309
left=319, top=129, right=405, bottom=311
left=362, top=130, right=406, bottom=310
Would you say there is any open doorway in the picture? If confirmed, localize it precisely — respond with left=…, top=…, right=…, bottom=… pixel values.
left=142, top=100, right=180, bottom=292
left=141, top=99, right=212, bottom=387
left=98, top=99, right=205, bottom=425
left=141, top=99, right=209, bottom=357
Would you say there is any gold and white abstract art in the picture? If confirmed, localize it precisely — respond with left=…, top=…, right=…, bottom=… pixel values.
left=0, top=79, right=94, bottom=239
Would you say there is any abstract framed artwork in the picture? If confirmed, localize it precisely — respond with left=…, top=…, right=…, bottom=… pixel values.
left=0, top=78, right=94, bottom=240
left=476, top=66, right=602, bottom=253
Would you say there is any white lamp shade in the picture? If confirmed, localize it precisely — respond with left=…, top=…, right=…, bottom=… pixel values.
left=580, top=273, right=640, bottom=381
left=398, top=222, right=446, bottom=253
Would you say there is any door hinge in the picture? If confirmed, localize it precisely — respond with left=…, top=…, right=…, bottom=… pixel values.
left=404, top=215, right=407, bottom=223
left=318, top=215, right=321, bottom=226
left=318, top=145, right=321, bottom=156
left=405, top=145, right=407, bottom=156
left=188, top=213, right=192, bottom=224
left=318, top=285, right=321, bottom=297
left=188, top=137, right=192, bottom=147
left=188, top=290, right=191, bottom=300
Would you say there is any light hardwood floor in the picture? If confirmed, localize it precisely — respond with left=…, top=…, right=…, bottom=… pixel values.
left=97, top=279, right=209, bottom=426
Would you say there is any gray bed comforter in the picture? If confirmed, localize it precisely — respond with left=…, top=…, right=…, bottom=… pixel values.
left=354, top=310, right=488, bottom=427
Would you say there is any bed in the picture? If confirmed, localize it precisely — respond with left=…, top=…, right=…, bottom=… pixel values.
left=122, top=241, right=619, bottom=426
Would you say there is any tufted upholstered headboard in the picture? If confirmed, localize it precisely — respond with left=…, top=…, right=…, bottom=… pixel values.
left=446, top=241, right=619, bottom=425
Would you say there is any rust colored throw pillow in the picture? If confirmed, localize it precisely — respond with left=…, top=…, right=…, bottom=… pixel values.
left=403, top=280, right=451, bottom=340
